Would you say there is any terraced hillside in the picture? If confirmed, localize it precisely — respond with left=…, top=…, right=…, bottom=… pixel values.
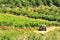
left=0, top=0, right=60, bottom=40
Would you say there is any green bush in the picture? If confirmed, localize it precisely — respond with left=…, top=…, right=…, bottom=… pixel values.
left=0, top=5, right=60, bottom=23
left=0, top=0, right=60, bottom=7
left=0, top=6, right=60, bottom=22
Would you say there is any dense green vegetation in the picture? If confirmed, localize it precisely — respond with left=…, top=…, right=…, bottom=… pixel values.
left=0, top=13, right=60, bottom=27
left=0, top=0, right=60, bottom=40
left=0, top=0, right=60, bottom=27
left=0, top=5, right=60, bottom=22
left=0, top=0, right=60, bottom=7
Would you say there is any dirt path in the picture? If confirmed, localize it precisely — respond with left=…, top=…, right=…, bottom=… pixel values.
left=34, top=27, right=60, bottom=34
left=0, top=26, right=60, bottom=34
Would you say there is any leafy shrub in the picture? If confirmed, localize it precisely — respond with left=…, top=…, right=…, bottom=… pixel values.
left=0, top=0, right=60, bottom=7
left=0, top=6, right=60, bottom=22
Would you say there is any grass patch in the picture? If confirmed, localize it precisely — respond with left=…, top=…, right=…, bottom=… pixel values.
left=0, top=13, right=60, bottom=28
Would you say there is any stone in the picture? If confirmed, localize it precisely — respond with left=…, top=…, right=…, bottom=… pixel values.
left=38, top=24, right=46, bottom=31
